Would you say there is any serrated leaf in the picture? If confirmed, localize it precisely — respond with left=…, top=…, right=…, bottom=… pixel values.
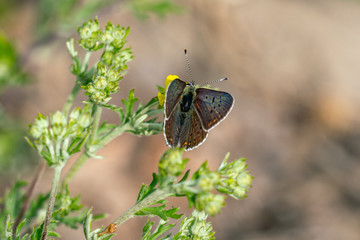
left=137, top=173, right=158, bottom=203
left=137, top=184, right=149, bottom=203
left=124, top=89, right=138, bottom=119
left=149, top=173, right=158, bottom=191
left=149, top=223, right=175, bottom=240
left=136, top=205, right=181, bottom=221
left=142, top=219, right=176, bottom=240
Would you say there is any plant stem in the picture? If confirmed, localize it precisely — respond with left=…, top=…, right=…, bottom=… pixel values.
left=89, top=105, right=102, bottom=144
left=41, top=165, right=63, bottom=240
left=97, top=123, right=131, bottom=146
left=63, top=51, right=91, bottom=116
left=81, top=51, right=91, bottom=73
left=61, top=153, right=89, bottom=191
left=60, top=106, right=101, bottom=190
left=12, top=161, right=46, bottom=239
left=63, top=83, right=81, bottom=116
left=113, top=189, right=173, bottom=227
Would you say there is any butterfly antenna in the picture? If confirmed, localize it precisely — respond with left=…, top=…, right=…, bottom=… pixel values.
left=201, top=77, right=228, bottom=87
left=184, top=49, right=194, bottom=84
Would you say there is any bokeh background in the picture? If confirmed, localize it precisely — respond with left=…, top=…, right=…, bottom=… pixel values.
left=1, top=0, right=360, bottom=239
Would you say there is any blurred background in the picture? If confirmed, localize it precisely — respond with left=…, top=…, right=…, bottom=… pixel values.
left=1, top=0, right=360, bottom=239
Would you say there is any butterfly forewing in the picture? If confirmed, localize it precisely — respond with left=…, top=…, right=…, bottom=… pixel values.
left=194, top=88, right=234, bottom=131
left=165, top=79, right=187, bottom=119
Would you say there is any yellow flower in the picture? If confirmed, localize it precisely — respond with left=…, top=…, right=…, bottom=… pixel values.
left=157, top=91, right=165, bottom=108
left=165, top=74, right=178, bottom=89
left=158, top=75, right=179, bottom=107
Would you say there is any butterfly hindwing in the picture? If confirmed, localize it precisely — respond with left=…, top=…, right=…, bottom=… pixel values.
left=165, top=79, right=187, bottom=119
left=164, top=103, right=207, bottom=150
left=182, top=107, right=208, bottom=150
left=194, top=88, right=234, bottom=131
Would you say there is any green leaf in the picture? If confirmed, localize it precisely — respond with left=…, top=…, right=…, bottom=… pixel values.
left=69, top=132, right=90, bottom=155
left=16, top=218, right=27, bottom=236
left=135, top=204, right=182, bottom=221
left=0, top=180, right=28, bottom=237
left=48, top=231, right=61, bottom=237
left=137, top=173, right=158, bottom=203
left=178, top=170, right=190, bottom=183
left=25, top=193, right=49, bottom=221
left=142, top=220, right=154, bottom=240
left=142, top=219, right=176, bottom=240
left=156, top=85, right=165, bottom=94
left=122, top=89, right=138, bottom=119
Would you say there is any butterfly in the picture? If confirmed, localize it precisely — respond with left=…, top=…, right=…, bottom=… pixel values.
left=163, top=78, right=234, bottom=151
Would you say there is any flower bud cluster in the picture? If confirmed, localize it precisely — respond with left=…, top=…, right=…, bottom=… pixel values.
left=217, top=158, right=253, bottom=199
left=100, top=22, right=133, bottom=69
left=28, top=106, right=92, bottom=165
left=78, top=18, right=103, bottom=51
left=181, top=157, right=252, bottom=216
left=158, top=148, right=188, bottom=178
left=83, top=62, right=122, bottom=104
left=77, top=18, right=133, bottom=70
left=174, top=210, right=215, bottom=240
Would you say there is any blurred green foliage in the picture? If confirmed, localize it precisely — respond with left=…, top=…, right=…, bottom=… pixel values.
left=0, top=107, right=37, bottom=176
left=0, top=32, right=27, bottom=92
left=35, top=0, right=184, bottom=39
left=36, top=0, right=116, bottom=38
left=0, top=33, right=36, bottom=176
left=128, top=0, right=185, bottom=20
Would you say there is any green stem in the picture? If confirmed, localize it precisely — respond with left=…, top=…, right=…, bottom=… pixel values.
left=89, top=105, right=102, bottom=144
left=41, top=165, right=63, bottom=240
left=81, top=51, right=92, bottom=73
left=61, top=153, right=88, bottom=190
left=63, top=83, right=81, bottom=116
left=97, top=123, right=131, bottom=146
left=62, top=51, right=91, bottom=116
left=113, top=189, right=173, bottom=227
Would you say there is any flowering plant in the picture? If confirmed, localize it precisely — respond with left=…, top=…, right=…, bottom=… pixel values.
left=1, top=18, right=252, bottom=240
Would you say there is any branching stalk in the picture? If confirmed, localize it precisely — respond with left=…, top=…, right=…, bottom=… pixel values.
left=89, top=105, right=102, bottom=144
left=81, top=51, right=92, bottom=73
left=113, top=189, right=173, bottom=227
left=63, top=83, right=81, bottom=116
left=41, top=165, right=63, bottom=240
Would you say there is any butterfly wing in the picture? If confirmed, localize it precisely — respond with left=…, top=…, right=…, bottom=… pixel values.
left=194, top=88, right=234, bottom=131
left=164, top=79, right=187, bottom=119
left=181, top=107, right=208, bottom=150
left=164, top=104, right=208, bottom=151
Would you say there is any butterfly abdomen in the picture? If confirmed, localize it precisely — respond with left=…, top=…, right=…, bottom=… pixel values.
left=180, top=92, right=193, bottom=112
